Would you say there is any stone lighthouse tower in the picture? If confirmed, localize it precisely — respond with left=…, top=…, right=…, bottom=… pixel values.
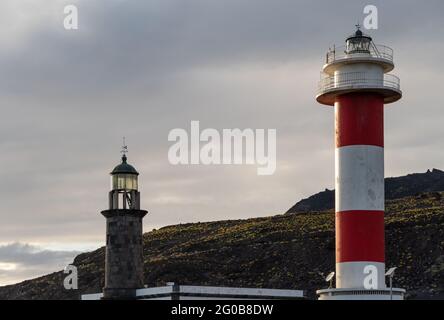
left=101, top=146, right=147, bottom=300
left=316, top=27, right=405, bottom=300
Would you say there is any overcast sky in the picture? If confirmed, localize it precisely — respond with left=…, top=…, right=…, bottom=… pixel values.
left=0, top=0, right=443, bottom=286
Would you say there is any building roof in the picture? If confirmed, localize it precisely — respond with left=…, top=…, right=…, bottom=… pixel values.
left=81, top=284, right=305, bottom=300
left=111, top=154, right=139, bottom=175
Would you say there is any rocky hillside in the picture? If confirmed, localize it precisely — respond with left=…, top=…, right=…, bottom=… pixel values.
left=0, top=192, right=443, bottom=300
left=286, top=169, right=444, bottom=214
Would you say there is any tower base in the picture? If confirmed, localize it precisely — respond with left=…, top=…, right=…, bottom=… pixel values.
left=101, top=209, right=148, bottom=300
left=317, top=288, right=406, bottom=300
left=102, top=288, right=137, bottom=300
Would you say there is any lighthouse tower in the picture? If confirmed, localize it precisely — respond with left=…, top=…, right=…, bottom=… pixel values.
left=101, top=146, right=147, bottom=300
left=316, top=27, right=405, bottom=300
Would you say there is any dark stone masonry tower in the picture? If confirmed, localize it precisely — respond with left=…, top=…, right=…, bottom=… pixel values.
left=101, top=148, right=147, bottom=300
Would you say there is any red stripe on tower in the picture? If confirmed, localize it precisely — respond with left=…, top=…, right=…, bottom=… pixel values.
left=336, top=210, right=385, bottom=263
left=335, top=93, right=384, bottom=148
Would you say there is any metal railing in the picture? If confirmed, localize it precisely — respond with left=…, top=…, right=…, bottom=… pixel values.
left=318, top=71, right=400, bottom=94
left=326, top=44, right=394, bottom=64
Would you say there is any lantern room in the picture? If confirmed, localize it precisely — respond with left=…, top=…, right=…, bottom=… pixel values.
left=110, top=154, right=139, bottom=191
left=108, top=151, right=141, bottom=211
left=345, top=28, right=372, bottom=54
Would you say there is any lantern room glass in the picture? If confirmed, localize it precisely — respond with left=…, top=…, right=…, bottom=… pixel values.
left=346, top=37, right=371, bottom=54
left=111, top=173, right=138, bottom=191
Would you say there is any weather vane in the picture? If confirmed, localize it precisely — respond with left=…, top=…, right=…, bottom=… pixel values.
left=121, top=137, right=128, bottom=156
left=356, top=23, right=361, bottom=30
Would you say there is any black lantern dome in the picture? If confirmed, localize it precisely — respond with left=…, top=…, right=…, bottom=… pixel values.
left=111, top=154, right=139, bottom=175
left=345, top=26, right=373, bottom=54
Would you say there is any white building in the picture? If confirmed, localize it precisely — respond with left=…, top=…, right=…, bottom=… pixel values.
left=82, top=283, right=304, bottom=300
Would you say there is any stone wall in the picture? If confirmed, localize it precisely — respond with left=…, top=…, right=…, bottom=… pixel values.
left=101, top=209, right=147, bottom=299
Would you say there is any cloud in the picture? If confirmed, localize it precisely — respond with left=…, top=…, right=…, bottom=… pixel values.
left=0, top=243, right=79, bottom=286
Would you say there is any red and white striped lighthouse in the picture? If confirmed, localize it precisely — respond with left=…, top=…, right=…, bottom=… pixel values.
left=316, top=27, right=405, bottom=300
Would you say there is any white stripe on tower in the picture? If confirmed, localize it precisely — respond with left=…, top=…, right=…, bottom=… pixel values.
left=335, top=145, right=384, bottom=212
